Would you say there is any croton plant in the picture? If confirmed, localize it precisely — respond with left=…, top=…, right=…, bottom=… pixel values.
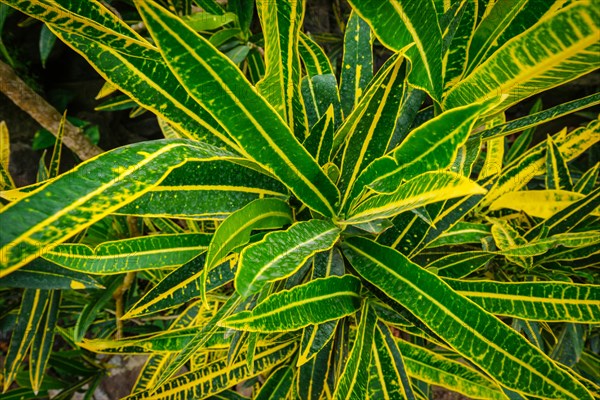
left=0, top=0, right=599, bottom=399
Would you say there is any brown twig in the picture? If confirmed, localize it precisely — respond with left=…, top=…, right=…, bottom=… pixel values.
left=0, top=60, right=103, bottom=160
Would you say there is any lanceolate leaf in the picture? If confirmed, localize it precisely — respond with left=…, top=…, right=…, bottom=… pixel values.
left=117, top=160, right=288, bottom=218
left=339, top=10, right=373, bottom=117
left=201, top=198, right=292, bottom=302
left=303, top=105, right=335, bottom=165
left=123, top=255, right=236, bottom=319
left=338, top=54, right=407, bottom=210
left=222, top=275, right=361, bottom=332
left=29, top=290, right=60, bottom=393
left=301, top=74, right=342, bottom=129
left=297, top=339, right=334, bottom=400
left=0, top=258, right=103, bottom=290
left=574, top=163, right=599, bottom=195
left=490, top=190, right=599, bottom=219
left=43, top=233, right=211, bottom=274
left=355, top=98, right=498, bottom=196
left=0, top=139, right=233, bottom=277
left=136, top=0, right=340, bottom=217
left=443, top=0, right=477, bottom=91
left=445, top=279, right=600, bottom=323
left=255, top=0, right=307, bottom=137
left=123, top=342, right=296, bottom=399
left=332, top=303, right=376, bottom=400
left=346, top=0, right=443, bottom=100
left=255, top=365, right=294, bottom=400
left=345, top=172, right=486, bottom=225
left=396, top=338, right=508, bottom=400
left=298, top=32, right=334, bottom=76
left=235, top=220, right=340, bottom=297
left=342, top=236, right=593, bottom=399
left=3, top=289, right=50, bottom=392
left=444, top=2, right=600, bottom=111
left=546, top=136, right=573, bottom=190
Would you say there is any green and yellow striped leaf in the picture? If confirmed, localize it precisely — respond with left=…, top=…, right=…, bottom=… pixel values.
left=0, top=258, right=102, bottom=290
left=342, top=236, right=593, bottom=399
left=123, top=254, right=235, bottom=319
left=427, top=252, right=495, bottom=279
left=444, top=1, right=600, bottom=111
left=2, top=289, right=50, bottom=392
left=222, top=275, right=361, bottom=332
left=337, top=54, right=407, bottom=211
left=443, top=0, right=477, bottom=91
left=303, top=105, right=335, bottom=165
left=29, top=290, right=60, bottom=393
left=546, top=136, right=574, bottom=190
left=0, top=121, right=15, bottom=190
left=339, top=10, right=373, bottom=117
left=123, top=342, right=296, bottom=399
left=347, top=0, right=443, bottom=100
left=117, top=160, right=288, bottom=218
left=345, top=172, right=486, bottom=225
left=255, top=0, right=307, bottom=137
left=464, top=0, right=555, bottom=77
left=444, top=279, right=600, bottom=323
left=201, top=198, right=292, bottom=302
left=135, top=0, right=340, bottom=217
left=332, top=303, right=376, bottom=400
left=255, top=364, right=294, bottom=400
left=0, top=139, right=233, bottom=277
left=481, top=117, right=599, bottom=207
left=301, top=74, right=342, bottom=130
left=298, top=32, right=334, bottom=76
left=235, top=219, right=340, bottom=298
left=490, top=190, right=599, bottom=219
left=297, top=339, right=334, bottom=400
left=355, top=98, right=498, bottom=196
left=574, top=163, right=599, bottom=195
left=368, top=323, right=416, bottom=400
left=396, top=338, right=508, bottom=400
left=43, top=233, right=211, bottom=275
left=498, top=232, right=600, bottom=258
left=426, top=222, right=491, bottom=248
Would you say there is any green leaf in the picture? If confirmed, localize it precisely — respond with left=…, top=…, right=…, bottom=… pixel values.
left=183, top=11, right=236, bottom=31
left=228, top=0, right=253, bottom=35
left=3, top=289, right=50, bottom=391
left=339, top=10, right=373, bottom=117
left=255, top=364, right=294, bottom=400
left=342, top=236, right=593, bottom=399
left=546, top=136, right=574, bottom=191
left=427, top=252, right=495, bottom=279
left=39, top=24, right=57, bottom=68
left=255, top=0, right=307, bottom=137
left=355, top=98, right=498, bottom=196
left=123, top=342, right=296, bottom=399
left=0, top=258, right=103, bottom=290
left=444, top=2, right=600, bottom=111
left=222, top=275, right=361, bottom=332
left=303, top=105, right=335, bottom=165
left=117, top=160, right=288, bottom=218
left=43, top=233, right=211, bottom=275
left=337, top=54, right=408, bottom=211
left=396, top=338, right=508, bottom=400
left=574, top=163, right=599, bottom=195
left=297, top=339, right=334, bottom=400
left=29, top=290, right=60, bottom=393
left=201, top=198, right=292, bottom=301
left=505, top=98, right=542, bottom=164
left=443, top=0, right=477, bottom=91
left=135, top=0, right=340, bottom=217
left=332, top=303, right=376, bottom=399
left=369, top=322, right=416, bottom=400
left=0, top=139, right=234, bottom=276
left=298, top=32, right=334, bottom=76
left=301, top=74, right=342, bottom=130
left=123, top=254, right=235, bottom=319
left=344, top=172, right=486, bottom=225
left=235, top=219, right=341, bottom=297
left=346, top=0, right=443, bottom=100
left=444, top=279, right=600, bottom=323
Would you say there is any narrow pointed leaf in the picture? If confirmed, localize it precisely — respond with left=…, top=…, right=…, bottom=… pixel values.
left=445, top=2, right=600, bottom=111
left=222, top=275, right=361, bottom=332
left=298, top=32, right=334, bottom=76
left=546, top=136, right=573, bottom=190
left=342, top=236, right=592, bottom=399
left=0, top=258, right=102, bottom=290
left=303, top=105, right=334, bottom=165
left=235, top=219, right=340, bottom=297
left=297, top=339, right=334, bottom=400
left=0, top=139, right=234, bottom=277
left=445, top=279, right=600, bottom=323
left=29, top=290, right=60, bottom=393
left=574, top=163, right=599, bottom=195
left=136, top=0, right=340, bottom=217
left=332, top=303, right=376, bottom=400
left=490, top=190, right=599, bottom=219
left=255, top=364, right=294, bottom=400
left=345, top=172, right=486, bottom=225
left=346, top=0, right=443, bottom=100
left=255, top=0, right=307, bottom=137
left=339, top=10, right=373, bottom=117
